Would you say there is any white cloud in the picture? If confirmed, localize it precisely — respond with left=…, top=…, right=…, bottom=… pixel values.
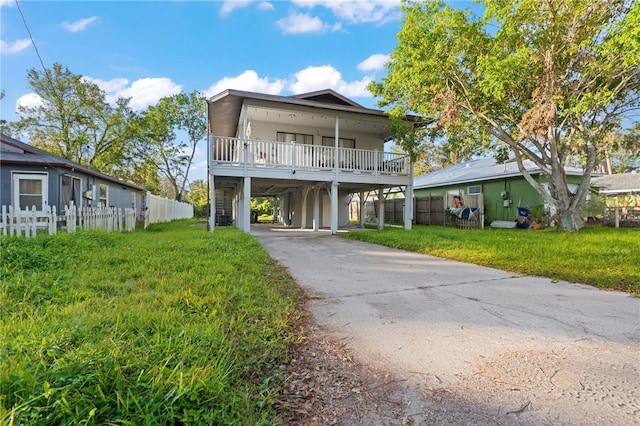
left=15, top=77, right=180, bottom=112
left=276, top=12, right=339, bottom=34
left=15, top=93, right=44, bottom=111
left=292, top=0, right=400, bottom=25
left=61, top=16, right=98, bottom=32
left=0, top=38, right=30, bottom=54
left=86, top=76, right=182, bottom=110
left=204, top=70, right=285, bottom=98
left=0, top=0, right=15, bottom=7
left=113, top=78, right=182, bottom=110
left=85, top=77, right=129, bottom=93
left=220, top=1, right=273, bottom=15
left=204, top=66, right=374, bottom=100
left=257, top=1, right=274, bottom=11
left=357, top=53, right=389, bottom=71
left=289, top=65, right=372, bottom=97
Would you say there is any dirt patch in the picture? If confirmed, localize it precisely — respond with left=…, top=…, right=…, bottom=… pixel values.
left=277, top=314, right=640, bottom=425
left=277, top=316, right=511, bottom=425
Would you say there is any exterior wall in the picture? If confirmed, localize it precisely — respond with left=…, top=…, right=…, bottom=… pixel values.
left=1, top=164, right=61, bottom=211
left=245, top=119, right=384, bottom=151
left=1, top=163, right=143, bottom=213
left=414, top=174, right=584, bottom=223
left=287, top=187, right=350, bottom=228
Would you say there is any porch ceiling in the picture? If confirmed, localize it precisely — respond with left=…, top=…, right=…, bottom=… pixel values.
left=213, top=176, right=399, bottom=198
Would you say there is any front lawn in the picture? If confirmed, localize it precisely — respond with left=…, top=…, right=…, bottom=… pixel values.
left=0, top=220, right=303, bottom=424
left=342, top=225, right=639, bottom=294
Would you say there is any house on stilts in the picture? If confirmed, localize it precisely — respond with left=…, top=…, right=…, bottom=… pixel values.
left=207, top=89, right=414, bottom=234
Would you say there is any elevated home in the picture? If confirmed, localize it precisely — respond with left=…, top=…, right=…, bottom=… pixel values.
left=0, top=133, right=145, bottom=217
left=207, top=89, right=413, bottom=234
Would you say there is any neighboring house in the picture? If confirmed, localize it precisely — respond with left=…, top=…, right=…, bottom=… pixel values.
left=592, top=172, right=640, bottom=199
left=0, top=133, right=145, bottom=217
left=592, top=172, right=640, bottom=225
left=413, top=157, right=585, bottom=223
left=207, top=89, right=414, bottom=234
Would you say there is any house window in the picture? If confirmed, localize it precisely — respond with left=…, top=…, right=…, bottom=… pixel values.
left=60, top=175, right=82, bottom=208
left=12, top=173, right=48, bottom=211
left=322, top=137, right=355, bottom=149
left=467, top=185, right=482, bottom=195
left=277, top=132, right=313, bottom=145
left=99, top=184, right=109, bottom=207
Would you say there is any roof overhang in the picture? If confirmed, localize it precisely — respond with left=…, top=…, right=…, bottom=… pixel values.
left=207, top=89, right=397, bottom=141
left=1, top=133, right=145, bottom=191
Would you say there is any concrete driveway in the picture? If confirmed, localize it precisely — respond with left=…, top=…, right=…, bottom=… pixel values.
left=253, top=225, right=640, bottom=425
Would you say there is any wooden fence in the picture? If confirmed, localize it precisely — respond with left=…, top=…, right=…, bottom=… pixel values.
left=1, top=202, right=136, bottom=238
left=368, top=196, right=448, bottom=225
left=364, top=194, right=484, bottom=228
left=414, top=195, right=446, bottom=225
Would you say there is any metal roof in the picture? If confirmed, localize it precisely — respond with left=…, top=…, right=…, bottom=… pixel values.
left=414, top=157, right=585, bottom=189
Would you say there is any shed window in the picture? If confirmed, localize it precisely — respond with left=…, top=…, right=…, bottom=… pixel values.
left=99, top=184, right=109, bottom=207
left=60, top=175, right=82, bottom=208
left=467, top=185, right=482, bottom=195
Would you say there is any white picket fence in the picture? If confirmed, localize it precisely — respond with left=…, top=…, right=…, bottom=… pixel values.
left=144, top=192, right=193, bottom=228
left=1, top=202, right=136, bottom=238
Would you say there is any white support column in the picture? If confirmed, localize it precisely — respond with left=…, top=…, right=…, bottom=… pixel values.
left=334, top=117, right=340, bottom=174
left=281, top=193, right=290, bottom=226
left=235, top=183, right=243, bottom=230
left=272, top=196, right=278, bottom=224
left=300, top=187, right=309, bottom=229
left=313, top=186, right=321, bottom=231
left=209, top=176, right=216, bottom=232
left=331, top=180, right=338, bottom=235
left=243, top=176, right=251, bottom=233
left=404, top=162, right=414, bottom=231
left=359, top=191, right=365, bottom=228
left=378, top=187, right=385, bottom=230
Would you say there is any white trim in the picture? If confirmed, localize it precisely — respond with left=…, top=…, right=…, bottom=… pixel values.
left=12, top=172, right=48, bottom=212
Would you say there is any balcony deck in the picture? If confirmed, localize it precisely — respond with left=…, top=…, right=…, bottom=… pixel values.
left=209, top=136, right=411, bottom=184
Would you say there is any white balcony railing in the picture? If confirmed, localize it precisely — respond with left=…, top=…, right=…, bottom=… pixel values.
left=209, top=136, right=410, bottom=176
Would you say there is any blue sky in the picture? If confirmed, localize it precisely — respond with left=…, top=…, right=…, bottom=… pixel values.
left=0, top=0, right=475, bottom=182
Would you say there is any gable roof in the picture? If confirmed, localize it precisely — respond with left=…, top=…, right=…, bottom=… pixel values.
left=290, top=89, right=365, bottom=108
left=414, top=157, right=585, bottom=190
left=207, top=88, right=392, bottom=139
left=0, top=133, right=145, bottom=191
left=592, top=172, right=640, bottom=194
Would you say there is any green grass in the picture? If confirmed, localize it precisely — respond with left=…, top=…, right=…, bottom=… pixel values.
left=342, top=225, right=640, bottom=294
left=1, top=220, right=303, bottom=425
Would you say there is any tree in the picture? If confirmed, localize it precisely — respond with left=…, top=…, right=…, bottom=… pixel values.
left=187, top=179, right=209, bottom=218
left=12, top=63, right=136, bottom=175
left=0, top=90, right=11, bottom=136
left=134, top=91, right=206, bottom=201
left=604, top=123, right=640, bottom=173
left=369, top=0, right=640, bottom=230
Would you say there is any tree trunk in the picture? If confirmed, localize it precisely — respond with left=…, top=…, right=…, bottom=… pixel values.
left=556, top=204, right=584, bottom=231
